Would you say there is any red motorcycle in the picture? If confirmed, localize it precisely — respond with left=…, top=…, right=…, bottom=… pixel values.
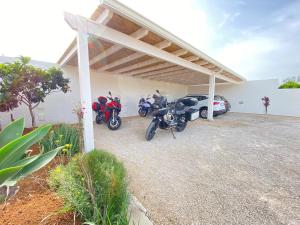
left=92, top=91, right=122, bottom=130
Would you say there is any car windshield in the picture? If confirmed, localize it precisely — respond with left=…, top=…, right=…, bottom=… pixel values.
left=214, top=96, right=223, bottom=101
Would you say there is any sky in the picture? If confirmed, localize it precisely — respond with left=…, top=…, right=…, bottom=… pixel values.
left=0, top=0, right=299, bottom=80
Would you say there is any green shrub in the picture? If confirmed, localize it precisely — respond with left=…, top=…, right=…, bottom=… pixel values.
left=279, top=81, right=300, bottom=89
left=40, top=124, right=79, bottom=158
left=0, top=118, right=61, bottom=187
left=48, top=150, right=129, bottom=225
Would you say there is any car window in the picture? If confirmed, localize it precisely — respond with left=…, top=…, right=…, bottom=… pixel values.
left=198, top=96, right=207, bottom=100
left=187, top=95, right=208, bottom=101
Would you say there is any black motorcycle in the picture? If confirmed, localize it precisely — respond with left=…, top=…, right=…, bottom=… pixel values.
left=145, top=93, right=199, bottom=141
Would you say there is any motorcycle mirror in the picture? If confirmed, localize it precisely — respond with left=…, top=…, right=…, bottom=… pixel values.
left=156, top=90, right=160, bottom=94
left=108, top=91, right=112, bottom=96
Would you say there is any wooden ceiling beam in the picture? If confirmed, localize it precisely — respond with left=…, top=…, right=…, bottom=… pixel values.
left=150, top=70, right=194, bottom=80
left=123, top=62, right=175, bottom=76
left=59, top=9, right=113, bottom=67
left=135, top=66, right=185, bottom=78
left=95, top=8, right=114, bottom=24
left=203, top=64, right=218, bottom=69
left=123, top=50, right=198, bottom=76
left=157, top=77, right=195, bottom=85
left=98, top=40, right=171, bottom=71
left=90, top=28, right=149, bottom=66
left=112, top=48, right=190, bottom=74
left=183, top=56, right=199, bottom=62
left=196, top=60, right=209, bottom=66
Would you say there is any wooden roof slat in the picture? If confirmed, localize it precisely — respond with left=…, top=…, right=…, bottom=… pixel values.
left=113, top=49, right=189, bottom=73
left=90, top=28, right=149, bottom=66
left=124, top=62, right=176, bottom=76
left=112, top=57, right=163, bottom=73
left=195, top=60, right=209, bottom=66
left=98, top=40, right=171, bottom=71
left=149, top=69, right=192, bottom=80
left=134, top=66, right=185, bottom=78
left=106, top=12, right=141, bottom=34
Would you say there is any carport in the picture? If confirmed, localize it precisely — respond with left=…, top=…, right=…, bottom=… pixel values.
left=58, top=0, right=245, bottom=151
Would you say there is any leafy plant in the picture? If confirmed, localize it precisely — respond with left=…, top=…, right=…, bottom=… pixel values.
left=40, top=124, right=80, bottom=159
left=0, top=56, right=70, bottom=127
left=261, top=96, right=270, bottom=115
left=0, top=118, right=61, bottom=188
left=279, top=81, right=300, bottom=89
left=49, top=150, right=129, bottom=225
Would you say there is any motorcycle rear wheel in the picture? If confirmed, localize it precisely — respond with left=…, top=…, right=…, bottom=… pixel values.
left=96, top=114, right=103, bottom=124
left=107, top=116, right=122, bottom=130
left=145, top=121, right=158, bottom=141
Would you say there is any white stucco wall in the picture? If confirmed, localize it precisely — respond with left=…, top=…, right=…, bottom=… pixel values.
left=0, top=64, right=188, bottom=127
left=189, top=79, right=300, bottom=117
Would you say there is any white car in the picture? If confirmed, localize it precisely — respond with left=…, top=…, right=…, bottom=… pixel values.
left=185, top=94, right=226, bottom=118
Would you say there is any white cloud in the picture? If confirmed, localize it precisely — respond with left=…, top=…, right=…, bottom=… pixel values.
left=110, top=0, right=212, bottom=51
left=0, top=0, right=98, bottom=62
left=215, top=37, right=279, bottom=79
left=218, top=12, right=240, bottom=29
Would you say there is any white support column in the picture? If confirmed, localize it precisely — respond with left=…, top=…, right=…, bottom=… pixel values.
left=207, top=74, right=216, bottom=121
left=77, top=30, right=95, bottom=152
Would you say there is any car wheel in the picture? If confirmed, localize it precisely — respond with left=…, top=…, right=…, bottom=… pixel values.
left=199, top=107, right=208, bottom=119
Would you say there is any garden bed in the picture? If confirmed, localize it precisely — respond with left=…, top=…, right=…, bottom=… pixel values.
left=1, top=122, right=130, bottom=225
left=0, top=128, right=81, bottom=225
left=0, top=158, right=81, bottom=225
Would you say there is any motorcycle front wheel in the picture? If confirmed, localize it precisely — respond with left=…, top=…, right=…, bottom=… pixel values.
left=138, top=108, right=148, bottom=117
left=107, top=116, right=122, bottom=130
left=176, top=121, right=187, bottom=132
left=145, top=120, right=158, bottom=141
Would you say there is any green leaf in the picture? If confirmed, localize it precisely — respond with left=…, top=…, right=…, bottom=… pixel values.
left=11, top=155, right=40, bottom=167
left=0, top=124, right=52, bottom=169
left=0, top=118, right=25, bottom=148
left=12, top=146, right=62, bottom=181
left=0, top=165, right=23, bottom=187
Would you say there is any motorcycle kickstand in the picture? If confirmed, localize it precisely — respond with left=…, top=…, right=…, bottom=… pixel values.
left=170, top=128, right=176, bottom=139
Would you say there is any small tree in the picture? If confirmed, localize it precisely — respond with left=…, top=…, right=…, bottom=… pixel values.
left=0, top=63, right=19, bottom=121
left=261, top=96, right=270, bottom=115
left=0, top=56, right=70, bottom=127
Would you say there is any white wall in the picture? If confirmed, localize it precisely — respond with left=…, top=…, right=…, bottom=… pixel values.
left=88, top=68, right=188, bottom=117
left=189, top=79, right=300, bottom=117
left=0, top=65, right=188, bottom=128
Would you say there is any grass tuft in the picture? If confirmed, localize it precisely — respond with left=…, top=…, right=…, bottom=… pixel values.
left=48, top=150, right=129, bottom=225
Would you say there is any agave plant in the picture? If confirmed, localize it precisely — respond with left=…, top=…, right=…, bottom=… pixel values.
left=0, top=118, right=61, bottom=187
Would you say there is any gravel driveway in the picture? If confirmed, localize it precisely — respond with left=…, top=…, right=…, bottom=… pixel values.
left=94, top=113, right=300, bottom=225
